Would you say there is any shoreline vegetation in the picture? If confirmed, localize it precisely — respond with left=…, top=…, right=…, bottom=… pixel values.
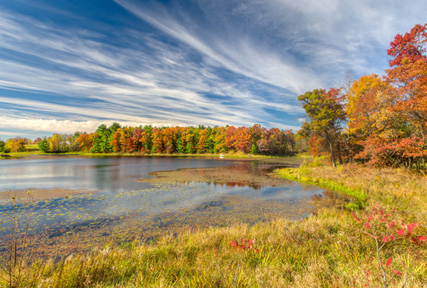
left=1, top=160, right=426, bottom=287
left=0, top=124, right=303, bottom=161
left=0, top=150, right=307, bottom=161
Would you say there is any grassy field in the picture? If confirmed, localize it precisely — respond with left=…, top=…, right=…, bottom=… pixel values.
left=1, top=163, right=426, bottom=287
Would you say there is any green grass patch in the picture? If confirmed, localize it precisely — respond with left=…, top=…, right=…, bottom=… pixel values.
left=277, top=168, right=366, bottom=210
left=25, top=144, right=39, bottom=151
left=1, top=150, right=48, bottom=159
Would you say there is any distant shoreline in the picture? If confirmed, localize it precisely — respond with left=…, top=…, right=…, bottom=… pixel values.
left=0, top=150, right=306, bottom=162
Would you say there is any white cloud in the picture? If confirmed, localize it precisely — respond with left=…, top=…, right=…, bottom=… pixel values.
left=116, top=0, right=324, bottom=94
left=0, top=117, right=180, bottom=135
left=0, top=8, right=303, bottom=132
left=0, top=97, right=148, bottom=122
left=1, top=0, right=426, bottom=137
left=0, top=131, right=15, bottom=136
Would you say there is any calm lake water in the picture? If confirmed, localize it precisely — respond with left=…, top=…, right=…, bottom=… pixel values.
left=0, top=156, right=235, bottom=192
left=0, top=156, right=329, bottom=257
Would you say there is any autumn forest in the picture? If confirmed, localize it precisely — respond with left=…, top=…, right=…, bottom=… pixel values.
left=299, top=24, right=427, bottom=170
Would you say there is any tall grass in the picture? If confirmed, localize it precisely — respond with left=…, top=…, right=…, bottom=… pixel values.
left=0, top=198, right=38, bottom=288
left=278, top=164, right=427, bottom=219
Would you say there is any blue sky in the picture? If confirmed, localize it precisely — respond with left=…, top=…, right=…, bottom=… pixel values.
left=0, top=0, right=426, bottom=140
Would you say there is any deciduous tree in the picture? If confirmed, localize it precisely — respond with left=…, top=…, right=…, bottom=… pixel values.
left=298, top=88, right=346, bottom=166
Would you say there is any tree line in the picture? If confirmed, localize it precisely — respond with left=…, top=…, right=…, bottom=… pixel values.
left=298, top=24, right=427, bottom=170
left=0, top=124, right=304, bottom=156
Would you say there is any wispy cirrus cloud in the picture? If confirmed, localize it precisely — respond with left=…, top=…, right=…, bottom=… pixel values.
left=116, top=0, right=324, bottom=94
left=0, top=5, right=301, bottom=138
left=0, top=116, right=173, bottom=136
left=0, top=0, right=426, bottom=139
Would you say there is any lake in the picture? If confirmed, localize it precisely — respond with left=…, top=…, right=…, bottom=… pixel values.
left=0, top=156, right=332, bottom=258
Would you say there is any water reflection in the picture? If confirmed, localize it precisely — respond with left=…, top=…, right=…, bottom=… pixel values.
left=0, top=156, right=336, bottom=258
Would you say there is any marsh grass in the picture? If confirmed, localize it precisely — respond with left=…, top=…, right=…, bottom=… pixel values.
left=1, top=164, right=426, bottom=287
left=278, top=164, right=427, bottom=219
left=277, top=166, right=367, bottom=210
left=6, top=209, right=425, bottom=287
left=0, top=196, right=40, bottom=287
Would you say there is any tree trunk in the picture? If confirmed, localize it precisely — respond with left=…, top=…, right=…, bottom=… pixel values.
left=330, top=142, right=336, bottom=167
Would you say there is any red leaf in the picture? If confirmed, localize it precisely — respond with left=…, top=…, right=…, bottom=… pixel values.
left=386, top=257, right=393, bottom=267
left=407, top=222, right=419, bottom=234
left=417, top=236, right=427, bottom=242
left=397, top=229, right=405, bottom=236
left=382, top=236, right=389, bottom=243
left=368, top=214, right=373, bottom=222
left=394, top=270, right=402, bottom=276
left=364, top=222, right=370, bottom=229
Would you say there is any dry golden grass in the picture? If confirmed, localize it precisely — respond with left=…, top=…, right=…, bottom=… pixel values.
left=280, top=163, right=427, bottom=219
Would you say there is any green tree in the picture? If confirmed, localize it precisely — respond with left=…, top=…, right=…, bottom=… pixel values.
left=90, top=123, right=121, bottom=153
left=250, top=143, right=258, bottom=154
left=38, top=139, right=49, bottom=153
left=298, top=88, right=347, bottom=166
left=0, top=140, right=4, bottom=152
